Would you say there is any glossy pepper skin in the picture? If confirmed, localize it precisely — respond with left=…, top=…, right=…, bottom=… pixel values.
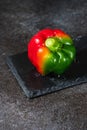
left=28, top=28, right=76, bottom=75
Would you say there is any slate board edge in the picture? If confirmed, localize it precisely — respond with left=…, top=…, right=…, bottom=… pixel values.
left=6, top=56, right=31, bottom=98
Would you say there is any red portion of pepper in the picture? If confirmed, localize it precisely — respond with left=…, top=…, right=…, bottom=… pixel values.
left=28, top=28, right=54, bottom=67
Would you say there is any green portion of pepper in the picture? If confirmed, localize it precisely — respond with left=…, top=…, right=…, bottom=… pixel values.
left=44, top=36, right=76, bottom=75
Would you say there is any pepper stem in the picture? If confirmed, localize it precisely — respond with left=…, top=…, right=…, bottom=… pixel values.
left=45, top=37, right=63, bottom=52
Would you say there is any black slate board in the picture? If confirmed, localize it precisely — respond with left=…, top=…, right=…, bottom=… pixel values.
left=7, top=36, right=87, bottom=98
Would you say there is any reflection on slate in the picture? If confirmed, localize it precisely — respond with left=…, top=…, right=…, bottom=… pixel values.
left=7, top=36, right=87, bottom=98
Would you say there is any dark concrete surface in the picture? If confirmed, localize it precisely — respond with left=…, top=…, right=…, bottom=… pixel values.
left=0, top=0, right=87, bottom=129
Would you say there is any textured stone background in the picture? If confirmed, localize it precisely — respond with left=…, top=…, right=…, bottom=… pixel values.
left=0, top=0, right=87, bottom=130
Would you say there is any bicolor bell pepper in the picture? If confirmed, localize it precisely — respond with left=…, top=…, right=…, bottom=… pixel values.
left=28, top=28, right=76, bottom=75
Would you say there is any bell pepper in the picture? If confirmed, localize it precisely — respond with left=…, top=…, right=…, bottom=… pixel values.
left=28, top=28, right=76, bottom=75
